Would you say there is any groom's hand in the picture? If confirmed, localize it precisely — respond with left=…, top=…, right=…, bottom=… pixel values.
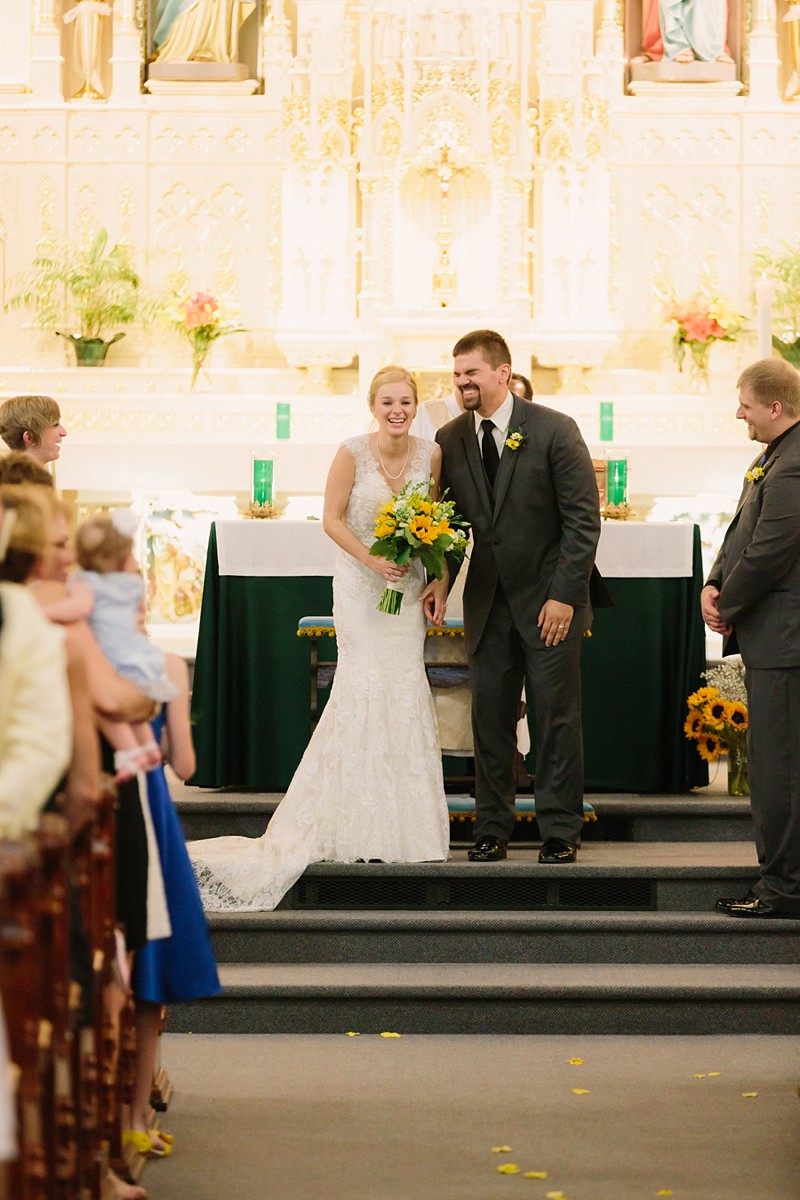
left=422, top=577, right=448, bottom=626
left=538, top=599, right=574, bottom=646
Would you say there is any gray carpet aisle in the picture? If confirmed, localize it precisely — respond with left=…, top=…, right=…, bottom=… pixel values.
left=151, top=1033, right=799, bottom=1200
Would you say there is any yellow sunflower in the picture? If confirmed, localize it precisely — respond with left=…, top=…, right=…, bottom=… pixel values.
left=408, top=514, right=437, bottom=545
left=696, top=732, right=723, bottom=762
left=687, top=686, right=718, bottom=708
left=683, top=712, right=704, bottom=740
left=724, top=700, right=748, bottom=730
left=375, top=516, right=397, bottom=537
left=707, top=698, right=727, bottom=723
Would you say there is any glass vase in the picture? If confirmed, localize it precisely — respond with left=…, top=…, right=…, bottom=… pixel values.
left=686, top=341, right=711, bottom=394
left=726, top=737, right=749, bottom=797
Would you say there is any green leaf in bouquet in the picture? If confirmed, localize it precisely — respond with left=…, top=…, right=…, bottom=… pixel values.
left=369, top=538, right=397, bottom=558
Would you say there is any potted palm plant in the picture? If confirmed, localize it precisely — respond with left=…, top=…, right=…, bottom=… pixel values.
left=754, top=241, right=800, bottom=367
left=7, top=227, right=140, bottom=365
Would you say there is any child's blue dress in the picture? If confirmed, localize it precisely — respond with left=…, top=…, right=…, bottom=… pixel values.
left=132, top=713, right=221, bottom=1004
left=82, top=571, right=176, bottom=702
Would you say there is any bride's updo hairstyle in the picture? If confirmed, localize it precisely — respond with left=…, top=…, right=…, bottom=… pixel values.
left=368, top=365, right=418, bottom=411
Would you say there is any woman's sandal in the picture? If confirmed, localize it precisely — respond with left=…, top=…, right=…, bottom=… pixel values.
left=122, top=1129, right=172, bottom=1158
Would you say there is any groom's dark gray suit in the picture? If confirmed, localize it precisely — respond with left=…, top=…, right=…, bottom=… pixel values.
left=436, top=396, right=604, bottom=846
left=707, top=421, right=800, bottom=913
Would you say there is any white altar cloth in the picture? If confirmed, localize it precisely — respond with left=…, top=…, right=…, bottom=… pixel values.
left=215, top=519, right=695, bottom=579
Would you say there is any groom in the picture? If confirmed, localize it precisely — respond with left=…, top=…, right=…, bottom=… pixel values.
left=423, top=330, right=605, bottom=863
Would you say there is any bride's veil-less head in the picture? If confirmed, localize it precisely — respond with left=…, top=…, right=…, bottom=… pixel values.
left=367, top=365, right=419, bottom=430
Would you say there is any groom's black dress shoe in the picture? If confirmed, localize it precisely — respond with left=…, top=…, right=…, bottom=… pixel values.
left=538, top=838, right=577, bottom=864
left=467, top=836, right=507, bottom=862
left=726, top=896, right=793, bottom=919
left=715, top=889, right=757, bottom=913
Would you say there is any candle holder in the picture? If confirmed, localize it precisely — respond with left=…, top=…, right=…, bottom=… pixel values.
left=252, top=454, right=274, bottom=506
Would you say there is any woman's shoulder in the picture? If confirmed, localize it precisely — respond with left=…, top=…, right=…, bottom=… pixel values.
left=342, top=433, right=369, bottom=455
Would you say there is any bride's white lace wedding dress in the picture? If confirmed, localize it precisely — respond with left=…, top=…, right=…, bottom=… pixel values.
left=188, top=434, right=450, bottom=911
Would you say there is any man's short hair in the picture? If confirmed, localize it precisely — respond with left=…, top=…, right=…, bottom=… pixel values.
left=0, top=394, right=61, bottom=451
left=737, top=358, right=800, bottom=418
left=0, top=452, right=54, bottom=488
left=452, top=330, right=512, bottom=370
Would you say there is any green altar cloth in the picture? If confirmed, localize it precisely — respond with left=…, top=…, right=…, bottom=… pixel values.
left=191, top=524, right=708, bottom=793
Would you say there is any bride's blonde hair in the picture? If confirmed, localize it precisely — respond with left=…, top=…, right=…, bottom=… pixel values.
left=368, top=365, right=418, bottom=410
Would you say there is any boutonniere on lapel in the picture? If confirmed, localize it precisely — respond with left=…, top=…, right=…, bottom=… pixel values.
left=505, top=429, right=526, bottom=451
left=745, top=460, right=772, bottom=484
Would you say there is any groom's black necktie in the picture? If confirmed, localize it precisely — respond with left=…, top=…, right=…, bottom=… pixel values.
left=481, top=419, right=499, bottom=488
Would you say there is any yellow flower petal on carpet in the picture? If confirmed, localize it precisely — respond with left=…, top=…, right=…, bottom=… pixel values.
left=545, top=1191, right=566, bottom=1199
left=496, top=1163, right=520, bottom=1174
left=571, top=1088, right=590, bottom=1095
left=707, top=1071, right=721, bottom=1077
left=492, top=1146, right=513, bottom=1153
left=380, top=1031, right=401, bottom=1038
left=345, top=1031, right=359, bottom=1037
left=694, top=1073, right=706, bottom=1078
left=742, top=1091, right=758, bottom=1098
left=523, top=1170, right=548, bottom=1179
left=567, top=1057, right=584, bottom=1065
left=655, top=1191, right=674, bottom=1196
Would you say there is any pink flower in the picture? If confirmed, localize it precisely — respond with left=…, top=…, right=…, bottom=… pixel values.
left=181, top=292, right=219, bottom=332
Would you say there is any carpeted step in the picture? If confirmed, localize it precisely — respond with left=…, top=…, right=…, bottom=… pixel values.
left=175, top=790, right=753, bottom=844
left=168, top=961, right=800, bottom=1036
left=206, top=908, right=800, bottom=966
left=254, top=844, right=759, bottom=913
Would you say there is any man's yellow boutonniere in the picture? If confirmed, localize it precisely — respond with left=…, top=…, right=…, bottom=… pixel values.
left=745, top=464, right=767, bottom=484
left=505, top=429, right=526, bottom=451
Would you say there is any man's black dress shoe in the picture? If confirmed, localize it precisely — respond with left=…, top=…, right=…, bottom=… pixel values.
left=715, top=889, right=757, bottom=913
left=467, top=835, right=507, bottom=862
left=538, top=838, right=577, bottom=864
left=726, top=896, right=792, bottom=919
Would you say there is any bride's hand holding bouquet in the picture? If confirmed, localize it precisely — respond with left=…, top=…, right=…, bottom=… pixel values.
left=369, top=479, right=469, bottom=616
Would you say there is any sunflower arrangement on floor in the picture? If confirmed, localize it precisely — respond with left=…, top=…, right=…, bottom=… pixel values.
left=684, top=661, right=749, bottom=795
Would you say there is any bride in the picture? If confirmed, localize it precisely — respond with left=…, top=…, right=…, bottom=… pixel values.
left=189, top=366, right=451, bottom=911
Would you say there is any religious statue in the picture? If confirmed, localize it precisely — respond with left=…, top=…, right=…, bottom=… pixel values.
left=632, top=0, right=733, bottom=64
left=152, top=0, right=255, bottom=64
left=784, top=4, right=800, bottom=100
left=63, top=0, right=112, bottom=99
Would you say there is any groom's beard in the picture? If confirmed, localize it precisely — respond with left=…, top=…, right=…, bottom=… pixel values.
left=459, top=385, right=482, bottom=410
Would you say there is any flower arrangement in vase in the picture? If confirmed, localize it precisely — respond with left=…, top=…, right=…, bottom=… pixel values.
left=664, top=295, right=745, bottom=392
left=153, top=287, right=245, bottom=388
left=684, top=661, right=748, bottom=795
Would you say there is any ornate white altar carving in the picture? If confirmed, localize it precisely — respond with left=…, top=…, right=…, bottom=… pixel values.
left=0, top=0, right=798, bottom=525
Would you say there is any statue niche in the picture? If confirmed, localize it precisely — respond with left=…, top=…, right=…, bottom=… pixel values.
left=147, top=0, right=259, bottom=85
left=626, top=0, right=743, bottom=87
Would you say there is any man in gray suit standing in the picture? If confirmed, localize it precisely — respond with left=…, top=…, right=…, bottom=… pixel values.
left=703, top=358, right=800, bottom=918
left=423, top=330, right=603, bottom=864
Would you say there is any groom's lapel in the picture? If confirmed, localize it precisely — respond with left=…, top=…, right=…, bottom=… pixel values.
left=492, top=396, right=528, bottom=517
left=460, top=415, right=493, bottom=512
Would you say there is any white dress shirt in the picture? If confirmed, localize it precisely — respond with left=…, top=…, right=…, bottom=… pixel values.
left=473, top=391, right=515, bottom=457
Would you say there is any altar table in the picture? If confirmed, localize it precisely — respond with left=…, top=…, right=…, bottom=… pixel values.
left=190, top=520, right=708, bottom=793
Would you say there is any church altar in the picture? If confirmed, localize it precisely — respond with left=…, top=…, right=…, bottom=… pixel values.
left=191, top=518, right=707, bottom=794
left=1, top=0, right=798, bottom=633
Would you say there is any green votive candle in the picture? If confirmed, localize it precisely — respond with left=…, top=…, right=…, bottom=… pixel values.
left=606, top=458, right=628, bottom=505
left=599, top=401, right=614, bottom=442
left=276, top=402, right=291, bottom=440
left=252, top=456, right=274, bottom=505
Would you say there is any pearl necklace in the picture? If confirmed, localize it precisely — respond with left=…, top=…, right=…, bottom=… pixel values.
left=375, top=433, right=411, bottom=481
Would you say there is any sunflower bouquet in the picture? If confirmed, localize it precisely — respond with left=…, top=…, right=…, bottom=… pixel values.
left=684, top=661, right=749, bottom=794
left=369, top=479, right=469, bottom=615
